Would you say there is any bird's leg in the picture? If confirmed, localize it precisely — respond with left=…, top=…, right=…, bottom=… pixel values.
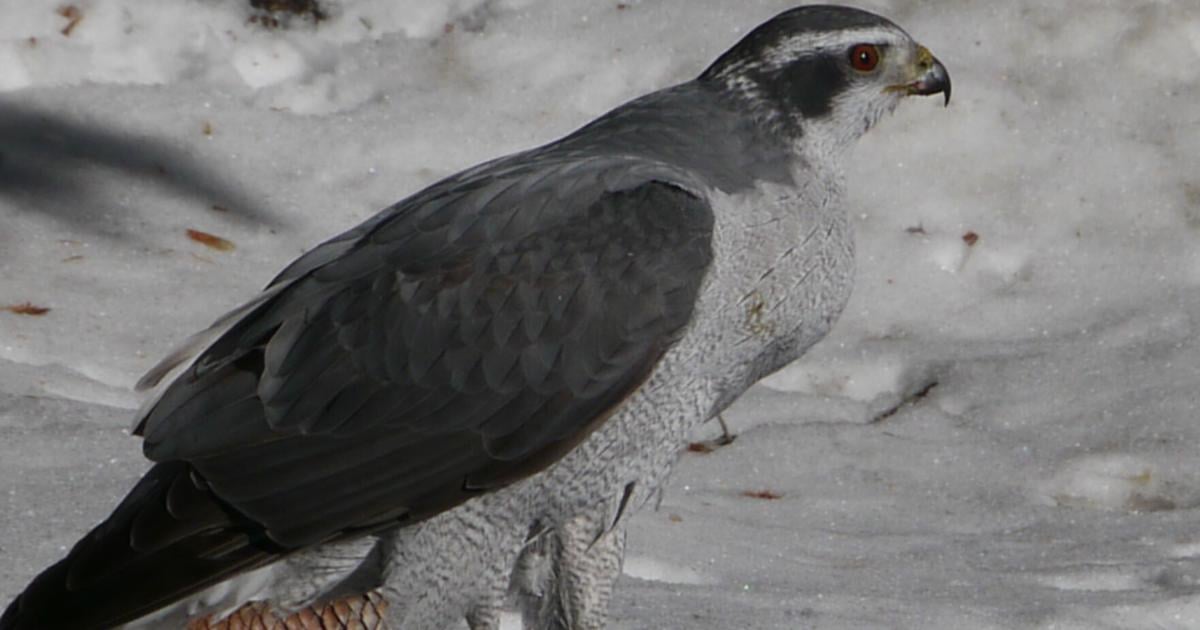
left=559, top=522, right=626, bottom=630
left=465, top=555, right=515, bottom=630
left=372, top=498, right=531, bottom=630
left=715, top=413, right=736, bottom=445
left=515, top=513, right=627, bottom=630
left=465, top=603, right=502, bottom=630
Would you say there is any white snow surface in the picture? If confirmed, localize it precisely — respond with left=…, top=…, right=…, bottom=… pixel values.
left=2, top=1, right=1200, bottom=628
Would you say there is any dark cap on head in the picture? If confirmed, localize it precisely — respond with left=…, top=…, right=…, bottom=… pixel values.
left=701, top=5, right=902, bottom=80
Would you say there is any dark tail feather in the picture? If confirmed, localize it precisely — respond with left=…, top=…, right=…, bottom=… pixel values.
left=1, top=462, right=279, bottom=630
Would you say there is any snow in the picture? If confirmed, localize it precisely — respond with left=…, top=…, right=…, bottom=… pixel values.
left=2, top=0, right=1200, bottom=628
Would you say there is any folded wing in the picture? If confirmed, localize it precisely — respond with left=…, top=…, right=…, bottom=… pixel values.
left=0, top=156, right=715, bottom=630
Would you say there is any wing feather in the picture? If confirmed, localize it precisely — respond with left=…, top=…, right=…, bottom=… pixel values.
left=99, top=159, right=715, bottom=612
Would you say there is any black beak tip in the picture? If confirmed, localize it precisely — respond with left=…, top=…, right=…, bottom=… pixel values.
left=933, top=57, right=951, bottom=107
left=906, top=56, right=951, bottom=106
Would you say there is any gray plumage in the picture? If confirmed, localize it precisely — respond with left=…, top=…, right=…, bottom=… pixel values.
left=1, top=5, right=949, bottom=630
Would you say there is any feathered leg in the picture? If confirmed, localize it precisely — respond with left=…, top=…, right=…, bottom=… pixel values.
left=515, top=513, right=626, bottom=630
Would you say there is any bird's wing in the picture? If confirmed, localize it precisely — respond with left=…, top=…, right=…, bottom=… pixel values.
left=1, top=159, right=715, bottom=630
left=135, top=154, right=714, bottom=548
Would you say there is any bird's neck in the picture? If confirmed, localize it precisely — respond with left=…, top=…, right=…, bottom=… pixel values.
left=791, top=116, right=856, bottom=170
left=699, top=75, right=858, bottom=174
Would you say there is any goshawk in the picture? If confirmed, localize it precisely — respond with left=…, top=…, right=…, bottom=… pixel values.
left=2, top=5, right=949, bottom=629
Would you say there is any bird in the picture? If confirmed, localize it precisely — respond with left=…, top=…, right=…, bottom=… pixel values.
left=1, top=4, right=949, bottom=630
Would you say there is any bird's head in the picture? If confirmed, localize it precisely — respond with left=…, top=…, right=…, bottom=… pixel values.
left=700, top=4, right=950, bottom=158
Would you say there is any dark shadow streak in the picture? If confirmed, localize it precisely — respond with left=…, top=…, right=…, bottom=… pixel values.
left=0, top=100, right=281, bottom=234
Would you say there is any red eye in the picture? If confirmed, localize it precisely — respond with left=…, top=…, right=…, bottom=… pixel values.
left=849, top=44, right=880, bottom=72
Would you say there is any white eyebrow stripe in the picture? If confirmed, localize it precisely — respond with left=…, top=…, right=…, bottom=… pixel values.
left=760, top=28, right=906, bottom=70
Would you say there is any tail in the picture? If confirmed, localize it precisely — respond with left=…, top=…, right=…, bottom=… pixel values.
left=1, top=461, right=278, bottom=630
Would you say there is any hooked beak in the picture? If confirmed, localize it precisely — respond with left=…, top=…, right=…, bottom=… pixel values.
left=902, top=45, right=951, bottom=106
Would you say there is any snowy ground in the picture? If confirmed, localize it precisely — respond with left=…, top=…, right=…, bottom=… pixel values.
left=2, top=0, right=1200, bottom=628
